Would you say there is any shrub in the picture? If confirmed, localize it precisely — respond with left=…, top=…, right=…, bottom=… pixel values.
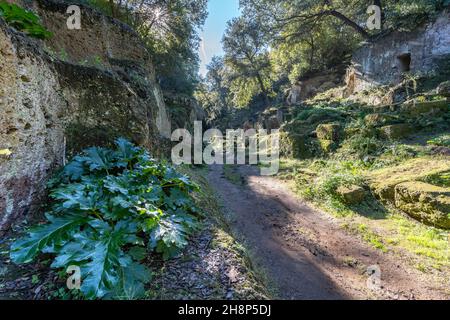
left=0, top=1, right=52, bottom=39
left=339, top=135, right=383, bottom=159
left=296, top=161, right=366, bottom=214
left=427, top=134, right=450, bottom=147
left=10, top=139, right=200, bottom=299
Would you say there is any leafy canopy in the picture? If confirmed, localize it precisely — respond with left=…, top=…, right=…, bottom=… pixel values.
left=11, top=138, right=201, bottom=299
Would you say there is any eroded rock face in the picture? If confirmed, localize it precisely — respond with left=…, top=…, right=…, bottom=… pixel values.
left=346, top=10, right=450, bottom=95
left=0, top=23, right=66, bottom=232
left=379, top=123, right=413, bottom=140
left=437, top=81, right=450, bottom=98
left=395, top=181, right=450, bottom=229
left=0, top=1, right=171, bottom=232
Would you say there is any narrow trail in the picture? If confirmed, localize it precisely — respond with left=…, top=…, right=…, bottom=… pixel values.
left=207, top=165, right=448, bottom=300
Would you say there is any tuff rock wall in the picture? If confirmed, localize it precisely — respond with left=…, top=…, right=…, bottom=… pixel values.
left=0, top=0, right=171, bottom=232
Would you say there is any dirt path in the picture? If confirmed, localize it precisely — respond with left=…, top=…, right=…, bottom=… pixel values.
left=207, top=165, right=448, bottom=300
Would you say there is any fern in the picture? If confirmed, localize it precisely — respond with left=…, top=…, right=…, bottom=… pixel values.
left=10, top=138, right=201, bottom=299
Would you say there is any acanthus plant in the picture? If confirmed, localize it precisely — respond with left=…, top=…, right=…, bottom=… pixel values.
left=10, top=138, right=201, bottom=299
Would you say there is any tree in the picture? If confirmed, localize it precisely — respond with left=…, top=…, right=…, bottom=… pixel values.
left=91, top=0, right=208, bottom=95
left=222, top=17, right=273, bottom=107
left=241, top=0, right=447, bottom=41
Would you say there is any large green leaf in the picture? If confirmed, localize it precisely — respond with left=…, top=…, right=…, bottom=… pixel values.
left=10, top=214, right=88, bottom=264
left=10, top=138, right=199, bottom=299
left=80, top=220, right=143, bottom=299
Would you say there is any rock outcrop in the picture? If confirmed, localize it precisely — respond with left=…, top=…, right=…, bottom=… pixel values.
left=369, top=158, right=450, bottom=229
left=395, top=181, right=450, bottom=229
left=0, top=0, right=171, bottom=232
left=346, top=10, right=450, bottom=96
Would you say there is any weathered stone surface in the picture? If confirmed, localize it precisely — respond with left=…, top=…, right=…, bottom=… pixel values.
left=369, top=158, right=450, bottom=202
left=280, top=133, right=310, bottom=159
left=346, top=10, right=450, bottom=93
left=364, top=113, right=397, bottom=127
left=395, top=181, right=450, bottom=229
left=0, top=2, right=172, bottom=232
left=437, top=81, right=450, bottom=97
left=316, top=123, right=341, bottom=141
left=379, top=123, right=413, bottom=140
left=401, top=100, right=449, bottom=116
left=337, top=185, right=366, bottom=205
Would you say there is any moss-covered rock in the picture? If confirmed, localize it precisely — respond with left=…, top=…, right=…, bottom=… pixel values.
left=401, top=100, right=449, bottom=116
left=379, top=123, right=413, bottom=140
left=395, top=181, right=450, bottom=229
left=369, top=158, right=450, bottom=202
left=280, top=133, right=310, bottom=159
left=316, top=123, right=341, bottom=141
left=364, top=113, right=397, bottom=127
left=318, top=139, right=336, bottom=153
left=337, top=185, right=366, bottom=205
left=437, top=81, right=450, bottom=98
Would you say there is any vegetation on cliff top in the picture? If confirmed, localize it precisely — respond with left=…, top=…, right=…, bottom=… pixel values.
left=0, top=1, right=52, bottom=38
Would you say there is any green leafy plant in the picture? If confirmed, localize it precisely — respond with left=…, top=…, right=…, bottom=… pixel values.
left=0, top=1, right=52, bottom=39
left=296, top=160, right=366, bottom=214
left=10, top=139, right=200, bottom=299
left=427, top=134, right=450, bottom=147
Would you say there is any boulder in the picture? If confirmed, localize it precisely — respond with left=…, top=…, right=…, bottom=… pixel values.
left=318, top=139, right=336, bottom=153
left=379, top=124, right=413, bottom=140
left=437, top=81, right=450, bottom=97
left=316, top=123, right=341, bottom=141
left=280, top=133, right=310, bottom=159
left=369, top=158, right=450, bottom=202
left=395, top=181, right=450, bottom=229
left=364, top=113, right=397, bottom=127
left=401, top=100, right=449, bottom=116
left=337, top=185, right=366, bottom=205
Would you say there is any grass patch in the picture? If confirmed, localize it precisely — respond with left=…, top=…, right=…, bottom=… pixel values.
left=342, top=223, right=387, bottom=252
left=222, top=165, right=245, bottom=185
left=278, top=157, right=450, bottom=271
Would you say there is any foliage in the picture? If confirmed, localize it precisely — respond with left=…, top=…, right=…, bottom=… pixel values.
left=296, top=160, right=366, bottom=214
left=198, top=0, right=447, bottom=115
left=10, top=139, right=200, bottom=299
left=427, top=134, right=450, bottom=147
left=222, top=16, right=274, bottom=108
left=0, top=1, right=52, bottom=39
left=86, top=0, right=207, bottom=95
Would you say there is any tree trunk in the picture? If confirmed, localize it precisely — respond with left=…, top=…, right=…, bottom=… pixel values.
left=109, top=0, right=115, bottom=18
left=256, top=73, right=270, bottom=107
left=328, top=10, right=370, bottom=39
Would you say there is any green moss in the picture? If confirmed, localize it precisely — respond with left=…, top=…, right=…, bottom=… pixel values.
left=280, top=133, right=311, bottom=159
left=379, top=124, right=413, bottom=140
left=369, top=158, right=450, bottom=202
left=316, top=123, right=342, bottom=141
left=395, top=181, right=450, bottom=229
